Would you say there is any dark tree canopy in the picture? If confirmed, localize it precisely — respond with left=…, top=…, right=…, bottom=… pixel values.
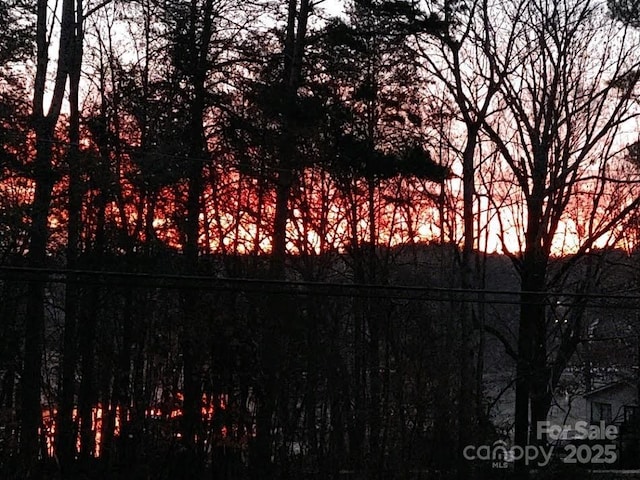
left=2, top=0, right=640, bottom=479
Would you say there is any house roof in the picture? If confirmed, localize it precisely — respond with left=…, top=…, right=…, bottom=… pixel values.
left=584, top=381, right=637, bottom=398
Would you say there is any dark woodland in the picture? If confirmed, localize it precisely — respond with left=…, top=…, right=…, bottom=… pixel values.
left=3, top=0, right=640, bottom=479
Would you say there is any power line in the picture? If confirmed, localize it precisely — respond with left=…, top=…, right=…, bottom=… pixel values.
left=1, top=264, right=640, bottom=307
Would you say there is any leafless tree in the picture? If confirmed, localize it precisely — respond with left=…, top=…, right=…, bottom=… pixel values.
left=462, top=0, right=640, bottom=468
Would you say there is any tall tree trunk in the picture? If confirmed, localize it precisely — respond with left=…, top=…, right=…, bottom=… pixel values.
left=252, top=2, right=311, bottom=478
left=366, top=179, right=382, bottom=477
left=458, top=127, right=479, bottom=479
left=515, top=171, right=548, bottom=475
left=115, top=288, right=134, bottom=465
left=179, top=2, right=215, bottom=474
left=78, top=294, right=98, bottom=461
left=21, top=0, right=75, bottom=475
left=20, top=154, right=52, bottom=476
left=58, top=0, right=84, bottom=469
left=347, top=184, right=366, bottom=471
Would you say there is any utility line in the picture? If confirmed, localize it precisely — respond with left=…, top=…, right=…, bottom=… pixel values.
left=1, top=265, right=640, bottom=308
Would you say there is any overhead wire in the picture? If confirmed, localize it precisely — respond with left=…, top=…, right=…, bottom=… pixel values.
left=1, top=264, right=640, bottom=308
left=3, top=136, right=640, bottom=307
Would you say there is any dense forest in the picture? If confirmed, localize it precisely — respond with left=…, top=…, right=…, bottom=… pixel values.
left=4, top=0, right=640, bottom=478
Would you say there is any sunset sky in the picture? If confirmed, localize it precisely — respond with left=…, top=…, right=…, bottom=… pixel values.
left=4, top=2, right=640, bottom=477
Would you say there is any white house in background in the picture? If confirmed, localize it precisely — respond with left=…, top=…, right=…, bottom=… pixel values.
left=546, top=381, right=640, bottom=468
left=548, top=381, right=638, bottom=434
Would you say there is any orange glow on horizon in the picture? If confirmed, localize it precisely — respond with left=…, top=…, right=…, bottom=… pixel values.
left=3, top=141, right=637, bottom=259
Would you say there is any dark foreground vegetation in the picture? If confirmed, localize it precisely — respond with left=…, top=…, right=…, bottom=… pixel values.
left=5, top=0, right=640, bottom=478
left=3, top=247, right=640, bottom=479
